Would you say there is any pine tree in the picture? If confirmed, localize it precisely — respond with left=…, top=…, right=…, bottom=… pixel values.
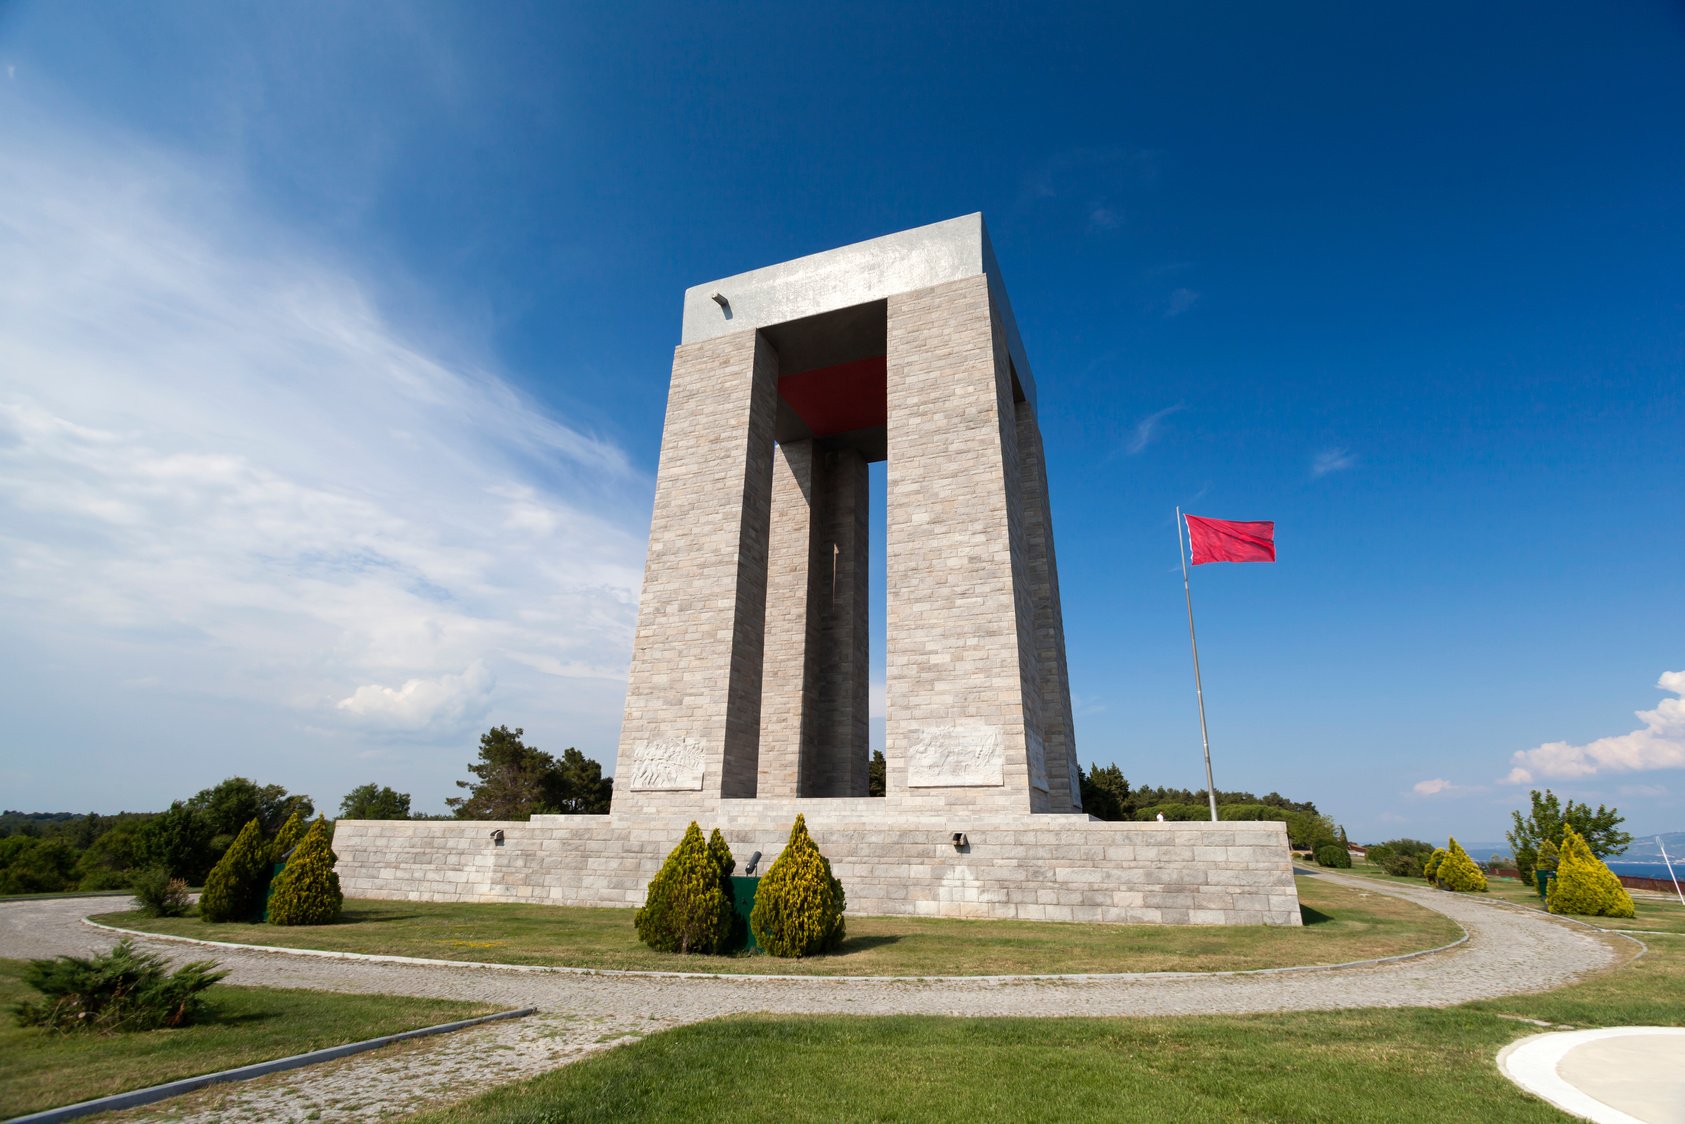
left=1548, top=825, right=1636, bottom=918
left=198, top=819, right=270, bottom=922
left=750, top=814, right=846, bottom=958
left=267, top=817, right=343, bottom=925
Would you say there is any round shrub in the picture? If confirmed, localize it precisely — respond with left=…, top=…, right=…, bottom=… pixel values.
left=1436, top=837, right=1488, bottom=892
left=1379, top=851, right=1424, bottom=878
left=1314, top=843, right=1351, bottom=868
left=267, top=817, right=343, bottom=926
left=635, top=822, right=731, bottom=954
left=130, top=866, right=191, bottom=918
left=1548, top=825, right=1635, bottom=918
left=1423, top=848, right=1447, bottom=883
left=198, top=819, right=270, bottom=923
left=751, top=814, right=846, bottom=958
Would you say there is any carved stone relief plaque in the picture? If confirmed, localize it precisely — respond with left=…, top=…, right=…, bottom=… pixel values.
left=906, top=725, right=1004, bottom=788
left=627, top=738, right=706, bottom=791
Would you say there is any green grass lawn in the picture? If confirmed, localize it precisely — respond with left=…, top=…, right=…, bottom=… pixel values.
left=0, top=959, right=496, bottom=1118
left=97, top=874, right=1458, bottom=976
left=1336, top=860, right=1685, bottom=935
left=412, top=911, right=1683, bottom=1123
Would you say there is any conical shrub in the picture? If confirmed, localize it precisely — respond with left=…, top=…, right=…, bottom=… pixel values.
left=1423, top=848, right=1447, bottom=883
left=707, top=828, right=735, bottom=878
left=199, top=819, right=270, bottom=922
left=1437, top=837, right=1488, bottom=892
left=267, top=817, right=342, bottom=925
left=1548, top=825, right=1635, bottom=918
left=635, top=823, right=730, bottom=954
left=750, top=814, right=846, bottom=958
left=270, top=810, right=307, bottom=864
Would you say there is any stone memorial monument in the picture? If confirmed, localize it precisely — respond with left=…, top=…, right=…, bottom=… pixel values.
left=335, top=215, right=1301, bottom=926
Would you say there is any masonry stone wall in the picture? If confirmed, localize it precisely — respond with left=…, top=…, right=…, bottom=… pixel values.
left=615, top=330, right=778, bottom=810
left=335, top=812, right=1301, bottom=927
left=883, top=275, right=1051, bottom=814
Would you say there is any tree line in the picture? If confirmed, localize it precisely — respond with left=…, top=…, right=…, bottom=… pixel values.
left=0, top=725, right=612, bottom=895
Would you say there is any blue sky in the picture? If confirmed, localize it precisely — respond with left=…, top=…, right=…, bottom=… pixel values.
left=1, top=2, right=1680, bottom=843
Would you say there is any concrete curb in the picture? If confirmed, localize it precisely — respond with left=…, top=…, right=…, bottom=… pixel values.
left=5, top=1006, right=535, bottom=1124
left=82, top=913, right=1469, bottom=984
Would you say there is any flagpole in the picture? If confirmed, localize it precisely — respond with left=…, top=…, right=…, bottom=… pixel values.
left=1177, top=507, right=1220, bottom=823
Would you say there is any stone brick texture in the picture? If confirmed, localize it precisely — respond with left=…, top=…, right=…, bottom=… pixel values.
left=335, top=812, right=1301, bottom=926
left=883, top=275, right=1052, bottom=814
left=615, top=330, right=778, bottom=809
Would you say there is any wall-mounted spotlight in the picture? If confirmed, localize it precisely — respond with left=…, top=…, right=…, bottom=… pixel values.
left=951, top=832, right=968, bottom=851
left=489, top=829, right=505, bottom=846
left=710, top=291, right=729, bottom=309
left=745, top=850, right=762, bottom=875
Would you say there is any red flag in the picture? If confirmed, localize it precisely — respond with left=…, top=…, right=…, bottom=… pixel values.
left=1185, top=515, right=1275, bottom=565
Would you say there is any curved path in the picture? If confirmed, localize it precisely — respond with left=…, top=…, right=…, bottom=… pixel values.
left=0, top=873, right=1628, bottom=1122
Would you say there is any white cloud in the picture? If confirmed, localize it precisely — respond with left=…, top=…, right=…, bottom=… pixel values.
left=1412, top=778, right=1455, bottom=796
left=338, top=661, right=495, bottom=730
left=0, top=113, right=649, bottom=804
left=1505, top=671, right=1685, bottom=783
left=1311, top=448, right=1356, bottom=478
left=1127, top=403, right=1185, bottom=454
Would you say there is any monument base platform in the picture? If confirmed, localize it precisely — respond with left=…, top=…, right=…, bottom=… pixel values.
left=335, top=802, right=1301, bottom=926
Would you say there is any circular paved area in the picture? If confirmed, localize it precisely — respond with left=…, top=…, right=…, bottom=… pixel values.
left=0, top=871, right=1629, bottom=1121
left=1499, top=1027, right=1685, bottom=1124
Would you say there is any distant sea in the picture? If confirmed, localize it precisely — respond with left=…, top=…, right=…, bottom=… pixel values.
left=1607, top=861, right=1684, bottom=884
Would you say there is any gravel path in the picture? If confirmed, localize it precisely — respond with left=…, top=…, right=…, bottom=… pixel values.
left=0, top=872, right=1625, bottom=1121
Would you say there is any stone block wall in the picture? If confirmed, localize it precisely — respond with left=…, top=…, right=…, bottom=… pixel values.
left=615, top=330, right=778, bottom=809
left=334, top=811, right=1301, bottom=927
left=883, top=275, right=1052, bottom=814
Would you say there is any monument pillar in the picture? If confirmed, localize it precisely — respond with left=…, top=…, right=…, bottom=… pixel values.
left=615, top=329, right=778, bottom=809
left=883, top=274, right=1053, bottom=813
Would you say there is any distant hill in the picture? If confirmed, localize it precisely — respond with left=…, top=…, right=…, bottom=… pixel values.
left=1614, top=831, right=1685, bottom=861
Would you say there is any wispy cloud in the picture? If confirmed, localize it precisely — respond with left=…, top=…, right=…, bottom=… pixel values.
left=1410, top=777, right=1485, bottom=797
left=1164, top=288, right=1200, bottom=317
left=1505, top=671, right=1685, bottom=783
left=1311, top=448, right=1356, bottom=478
left=0, top=113, right=649, bottom=805
left=1127, top=404, right=1185, bottom=455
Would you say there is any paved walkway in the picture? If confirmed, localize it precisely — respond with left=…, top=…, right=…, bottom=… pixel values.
left=0, top=872, right=1629, bottom=1121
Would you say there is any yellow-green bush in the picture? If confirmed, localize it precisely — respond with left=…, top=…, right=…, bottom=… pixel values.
left=751, top=814, right=845, bottom=958
left=1548, top=825, right=1635, bottom=918
left=1423, top=848, right=1447, bottom=883
left=270, top=810, right=307, bottom=863
left=635, top=822, right=731, bottom=954
left=199, top=819, right=270, bottom=922
left=1437, top=837, right=1488, bottom=892
left=267, top=817, right=342, bottom=926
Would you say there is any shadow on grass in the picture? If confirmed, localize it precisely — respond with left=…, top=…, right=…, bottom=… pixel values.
left=833, top=934, right=902, bottom=954
left=1299, top=905, right=1334, bottom=925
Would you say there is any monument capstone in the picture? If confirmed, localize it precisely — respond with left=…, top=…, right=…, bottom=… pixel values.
left=334, top=214, right=1302, bottom=926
